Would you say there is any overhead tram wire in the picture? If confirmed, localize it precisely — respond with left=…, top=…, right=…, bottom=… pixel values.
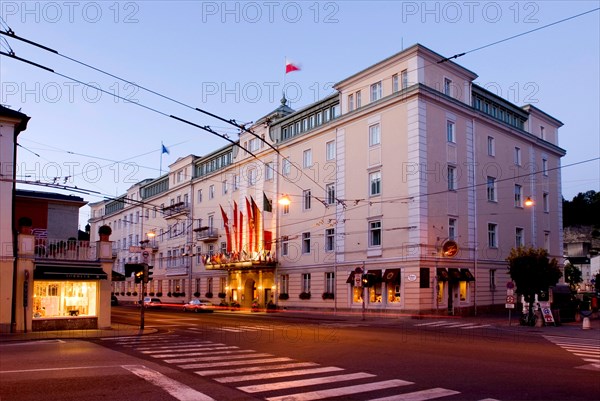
left=0, top=50, right=259, bottom=161
left=0, top=26, right=342, bottom=204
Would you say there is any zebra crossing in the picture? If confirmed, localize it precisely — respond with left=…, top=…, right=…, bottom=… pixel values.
left=101, top=333, right=501, bottom=401
left=543, top=335, right=600, bottom=371
left=413, top=321, right=492, bottom=330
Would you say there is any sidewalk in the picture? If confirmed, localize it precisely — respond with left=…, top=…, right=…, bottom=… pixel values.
left=0, top=323, right=157, bottom=343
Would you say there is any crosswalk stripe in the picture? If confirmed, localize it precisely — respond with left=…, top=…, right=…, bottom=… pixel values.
left=195, top=362, right=320, bottom=377
left=414, top=321, right=447, bottom=326
left=574, top=352, right=600, bottom=357
left=215, top=366, right=345, bottom=383
left=415, top=321, right=456, bottom=327
left=368, top=387, right=461, bottom=401
left=443, top=323, right=478, bottom=328
left=460, top=324, right=491, bottom=329
left=152, top=349, right=253, bottom=359
left=238, top=372, right=375, bottom=393
left=137, top=342, right=219, bottom=351
left=165, top=352, right=272, bottom=364
left=145, top=346, right=239, bottom=356
left=180, top=357, right=293, bottom=369
left=265, top=379, right=413, bottom=401
left=583, top=358, right=600, bottom=363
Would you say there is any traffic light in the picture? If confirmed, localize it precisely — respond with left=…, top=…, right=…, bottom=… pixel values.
left=125, top=263, right=145, bottom=283
left=134, top=270, right=144, bottom=284
left=145, top=265, right=153, bottom=282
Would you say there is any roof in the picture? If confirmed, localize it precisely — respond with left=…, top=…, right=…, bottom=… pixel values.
left=16, top=189, right=86, bottom=206
left=0, top=105, right=30, bottom=134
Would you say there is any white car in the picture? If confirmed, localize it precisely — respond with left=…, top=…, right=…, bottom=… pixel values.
left=183, top=299, right=214, bottom=313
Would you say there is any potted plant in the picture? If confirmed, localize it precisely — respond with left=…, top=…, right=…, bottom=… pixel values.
left=98, top=225, right=112, bottom=241
left=193, top=291, right=200, bottom=298
left=205, top=292, right=213, bottom=298
left=278, top=293, right=289, bottom=300
left=251, top=299, right=260, bottom=312
left=299, top=292, right=311, bottom=300
left=218, top=292, right=226, bottom=299
left=18, top=216, right=33, bottom=234
left=322, top=292, right=335, bottom=300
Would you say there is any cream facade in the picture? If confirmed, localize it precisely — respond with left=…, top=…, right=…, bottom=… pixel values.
left=90, top=44, right=565, bottom=315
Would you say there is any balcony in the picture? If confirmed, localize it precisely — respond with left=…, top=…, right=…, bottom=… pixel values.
left=162, top=202, right=189, bottom=219
left=34, top=239, right=96, bottom=261
left=195, top=227, right=218, bottom=242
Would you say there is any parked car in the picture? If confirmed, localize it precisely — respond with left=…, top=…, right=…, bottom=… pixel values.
left=111, top=295, right=119, bottom=306
left=141, top=297, right=162, bottom=309
left=183, top=299, right=214, bottom=313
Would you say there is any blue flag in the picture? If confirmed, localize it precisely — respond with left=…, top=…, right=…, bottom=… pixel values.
left=161, top=143, right=170, bottom=155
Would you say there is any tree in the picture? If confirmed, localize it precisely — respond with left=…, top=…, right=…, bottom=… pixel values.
left=563, top=190, right=600, bottom=227
left=506, top=247, right=562, bottom=325
left=564, top=263, right=583, bottom=291
left=594, top=273, right=600, bottom=294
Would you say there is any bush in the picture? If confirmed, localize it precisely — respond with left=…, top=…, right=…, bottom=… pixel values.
left=193, top=291, right=200, bottom=298
left=218, top=292, right=226, bottom=299
left=322, top=292, right=335, bottom=300
left=299, top=292, right=311, bottom=300
left=167, top=292, right=172, bottom=297
left=156, top=292, right=163, bottom=297
left=126, top=291, right=131, bottom=296
left=278, top=293, right=289, bottom=300
left=205, top=292, right=213, bottom=298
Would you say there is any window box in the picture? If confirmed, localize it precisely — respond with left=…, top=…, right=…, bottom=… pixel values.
left=279, top=293, right=289, bottom=300
left=205, top=292, right=213, bottom=298
left=322, top=292, right=335, bottom=300
left=299, top=292, right=311, bottom=300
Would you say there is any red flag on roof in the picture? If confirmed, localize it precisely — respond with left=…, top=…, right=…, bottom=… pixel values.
left=285, top=59, right=301, bottom=74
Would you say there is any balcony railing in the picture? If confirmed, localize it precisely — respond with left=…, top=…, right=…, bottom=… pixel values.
left=195, top=227, right=218, bottom=242
left=162, top=202, right=190, bottom=218
left=35, top=239, right=96, bottom=261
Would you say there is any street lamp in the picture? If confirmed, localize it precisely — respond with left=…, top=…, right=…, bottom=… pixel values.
left=278, top=194, right=291, bottom=206
left=524, top=197, right=534, bottom=207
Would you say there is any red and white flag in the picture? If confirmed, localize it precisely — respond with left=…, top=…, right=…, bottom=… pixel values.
left=285, top=59, right=301, bottom=74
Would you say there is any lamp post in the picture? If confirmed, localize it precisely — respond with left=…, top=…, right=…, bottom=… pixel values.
left=525, top=197, right=535, bottom=247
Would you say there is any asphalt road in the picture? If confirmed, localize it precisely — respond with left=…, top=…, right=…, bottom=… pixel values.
left=1, top=306, right=598, bottom=401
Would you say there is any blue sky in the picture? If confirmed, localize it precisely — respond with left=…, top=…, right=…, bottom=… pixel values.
left=1, top=1, right=598, bottom=227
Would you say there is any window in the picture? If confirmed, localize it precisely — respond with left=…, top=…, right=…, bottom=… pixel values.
left=248, top=138, right=259, bottom=152
left=325, top=228, right=335, bottom=252
left=401, top=69, right=408, bottom=89
left=369, top=220, right=382, bottom=247
left=282, top=158, right=291, bottom=176
left=209, top=185, right=215, bottom=199
left=544, top=231, right=550, bottom=250
left=324, top=272, right=335, bottom=294
left=444, top=78, right=452, bottom=96
left=302, top=232, right=311, bottom=254
left=392, top=74, right=399, bottom=93
left=248, top=168, right=257, bottom=186
left=233, top=174, right=239, bottom=191
left=207, top=277, right=213, bottom=294
left=514, top=184, right=523, bottom=207
left=281, top=274, right=289, bottom=294
left=540, top=126, right=545, bottom=140
left=282, top=203, right=289, bottom=214
left=489, top=269, right=497, bottom=290
left=487, top=177, right=496, bottom=202
left=488, top=223, right=498, bottom=248
left=348, top=94, right=354, bottom=111
left=303, top=190, right=312, bottom=210
left=33, top=281, right=97, bottom=318
left=326, top=140, right=335, bottom=161
left=302, top=273, right=311, bottom=293
left=487, top=136, right=495, bottom=156
left=281, top=236, right=289, bottom=256
left=369, top=123, right=380, bottom=146
left=369, top=171, right=381, bottom=196
left=447, top=166, right=457, bottom=191
left=370, top=81, right=382, bottom=102
left=265, top=162, right=274, bottom=181
left=303, top=149, right=312, bottom=168
left=222, top=180, right=228, bottom=194
left=326, top=183, right=336, bottom=205
left=356, top=91, right=362, bottom=108
left=448, top=218, right=457, bottom=240
left=447, top=121, right=455, bottom=143
left=515, top=227, right=524, bottom=247
left=543, top=192, right=549, bottom=212
left=542, top=158, right=548, bottom=176
left=514, top=147, right=521, bottom=165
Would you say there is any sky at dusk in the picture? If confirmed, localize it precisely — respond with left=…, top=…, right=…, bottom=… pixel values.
left=1, top=1, right=598, bottom=227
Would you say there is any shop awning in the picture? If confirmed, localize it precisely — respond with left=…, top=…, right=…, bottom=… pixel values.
left=367, top=269, right=382, bottom=283
left=460, top=269, right=475, bottom=282
left=346, top=272, right=356, bottom=284
left=382, top=269, right=400, bottom=283
left=436, top=268, right=449, bottom=282
left=112, top=270, right=126, bottom=281
left=448, top=268, right=461, bottom=282
left=34, top=265, right=108, bottom=280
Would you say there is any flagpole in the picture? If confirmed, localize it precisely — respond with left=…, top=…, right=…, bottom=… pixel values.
left=283, top=56, right=287, bottom=103
left=160, top=142, right=163, bottom=176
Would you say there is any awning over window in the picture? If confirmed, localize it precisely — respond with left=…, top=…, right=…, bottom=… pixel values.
left=367, top=269, right=382, bottom=283
left=460, top=269, right=475, bottom=282
left=346, top=272, right=355, bottom=284
left=382, top=269, right=400, bottom=283
left=34, top=265, right=108, bottom=280
left=437, top=268, right=449, bottom=282
left=448, top=268, right=461, bottom=282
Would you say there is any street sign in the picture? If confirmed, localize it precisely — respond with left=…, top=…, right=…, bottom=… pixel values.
left=539, top=301, right=555, bottom=324
left=505, top=303, right=515, bottom=309
left=506, top=289, right=514, bottom=296
left=129, top=246, right=143, bottom=253
left=354, top=274, right=362, bottom=288
left=506, top=295, right=515, bottom=304
left=506, top=281, right=515, bottom=289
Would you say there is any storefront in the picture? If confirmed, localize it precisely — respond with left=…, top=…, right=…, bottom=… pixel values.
left=32, top=264, right=107, bottom=330
left=436, top=267, right=475, bottom=315
left=347, top=268, right=402, bottom=307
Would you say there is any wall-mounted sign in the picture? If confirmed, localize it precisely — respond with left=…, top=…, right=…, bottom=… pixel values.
left=407, top=274, right=417, bottom=282
left=442, top=240, right=459, bottom=257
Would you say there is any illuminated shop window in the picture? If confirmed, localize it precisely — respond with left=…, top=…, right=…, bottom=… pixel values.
left=33, top=281, right=97, bottom=318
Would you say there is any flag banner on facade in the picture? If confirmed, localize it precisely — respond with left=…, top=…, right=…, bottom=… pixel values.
left=238, top=209, right=244, bottom=255
left=245, top=197, right=254, bottom=253
left=233, top=201, right=239, bottom=252
left=251, top=196, right=261, bottom=252
left=161, top=143, right=170, bottom=154
left=219, top=205, right=232, bottom=253
left=263, top=192, right=272, bottom=212
left=285, top=59, right=301, bottom=74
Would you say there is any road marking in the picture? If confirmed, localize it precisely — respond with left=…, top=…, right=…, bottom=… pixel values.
left=165, top=352, right=272, bottom=364
left=149, top=347, right=243, bottom=358
left=180, top=357, right=293, bottom=369
left=195, top=362, right=320, bottom=376
left=1, top=365, right=123, bottom=374
left=122, top=365, right=215, bottom=401
left=368, top=387, right=461, bottom=401
left=137, top=342, right=218, bottom=351
left=0, top=339, right=65, bottom=346
left=414, top=321, right=452, bottom=327
left=443, top=323, right=478, bottom=328
left=265, top=379, right=413, bottom=401
left=544, top=335, right=600, bottom=372
left=238, top=372, right=375, bottom=393
left=215, top=366, right=345, bottom=383
left=460, top=324, right=491, bottom=329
